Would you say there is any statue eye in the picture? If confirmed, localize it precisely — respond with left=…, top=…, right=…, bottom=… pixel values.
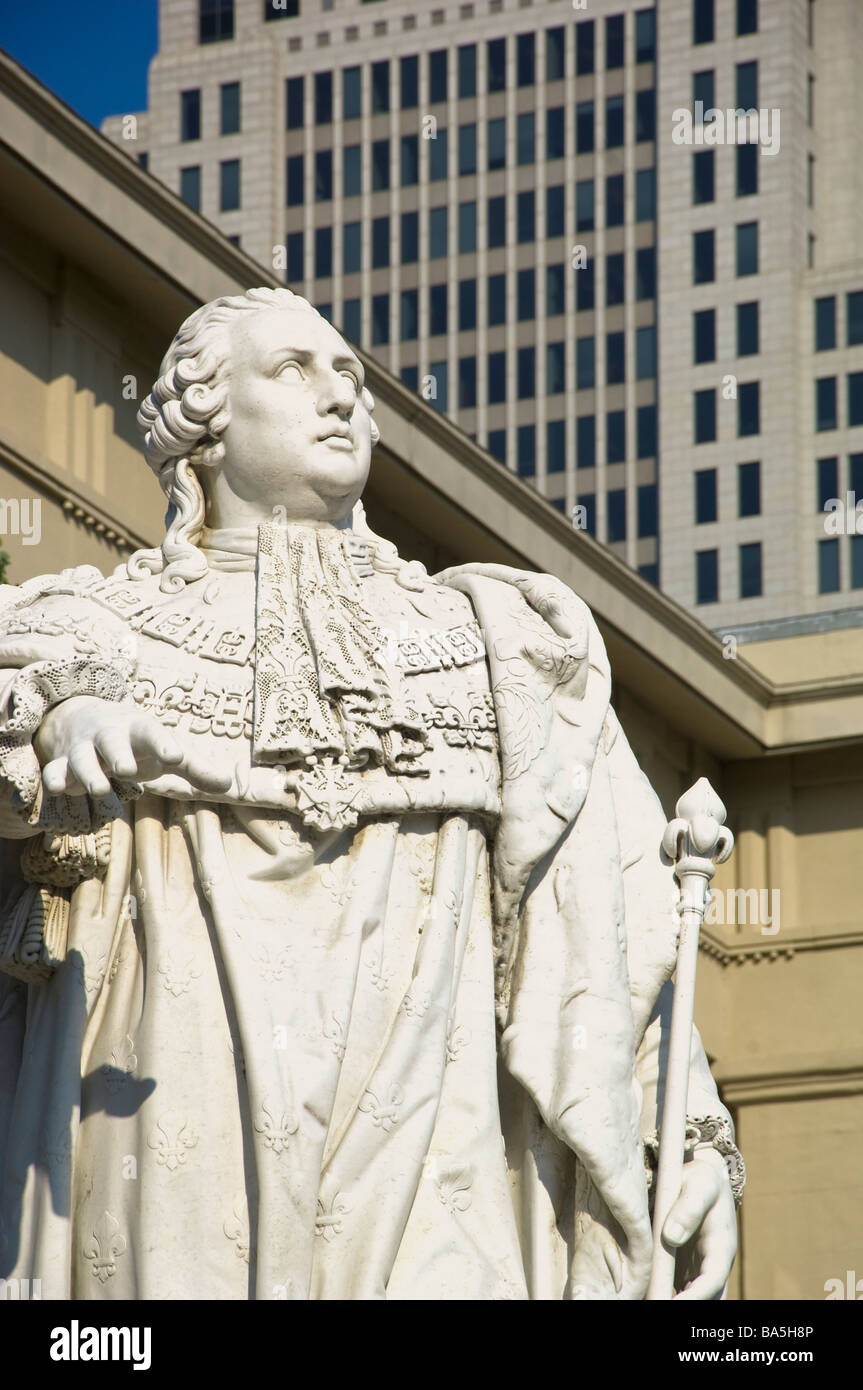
left=276, top=359, right=304, bottom=378
left=340, top=370, right=360, bottom=391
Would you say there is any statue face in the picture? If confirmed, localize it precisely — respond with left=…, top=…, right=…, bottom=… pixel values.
left=215, top=306, right=373, bottom=525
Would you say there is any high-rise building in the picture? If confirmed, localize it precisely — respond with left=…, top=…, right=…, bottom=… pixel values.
left=103, top=0, right=863, bottom=634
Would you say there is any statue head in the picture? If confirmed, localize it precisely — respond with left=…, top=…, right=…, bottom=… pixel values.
left=130, top=287, right=383, bottom=591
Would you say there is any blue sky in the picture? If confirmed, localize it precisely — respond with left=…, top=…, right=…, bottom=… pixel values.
left=0, top=0, right=158, bottom=127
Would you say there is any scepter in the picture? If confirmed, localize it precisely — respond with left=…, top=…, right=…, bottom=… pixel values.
left=646, top=778, right=734, bottom=1301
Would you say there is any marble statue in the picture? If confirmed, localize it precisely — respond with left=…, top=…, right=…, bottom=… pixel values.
left=0, top=288, right=743, bottom=1300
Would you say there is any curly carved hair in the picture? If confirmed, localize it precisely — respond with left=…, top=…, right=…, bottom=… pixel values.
left=128, top=287, right=394, bottom=592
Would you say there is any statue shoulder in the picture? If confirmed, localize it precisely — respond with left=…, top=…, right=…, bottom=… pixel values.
left=0, top=564, right=137, bottom=668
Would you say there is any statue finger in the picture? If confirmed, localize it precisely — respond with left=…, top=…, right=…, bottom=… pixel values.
left=41, top=755, right=73, bottom=795
left=67, top=741, right=112, bottom=797
left=93, top=728, right=139, bottom=780
left=175, top=755, right=234, bottom=794
left=662, top=1161, right=720, bottom=1247
left=129, top=717, right=183, bottom=767
left=673, top=1257, right=731, bottom=1302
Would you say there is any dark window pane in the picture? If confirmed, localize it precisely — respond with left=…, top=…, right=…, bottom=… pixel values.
left=286, top=154, right=304, bottom=205
left=458, top=201, right=477, bottom=254
left=517, top=32, right=535, bottom=86
left=371, top=293, right=389, bottom=346
left=342, top=298, right=360, bottom=343
left=577, top=415, right=596, bottom=469
left=429, top=129, right=448, bottom=181
left=488, top=351, right=507, bottom=404
left=736, top=221, right=758, bottom=275
left=429, top=206, right=448, bottom=259
left=850, top=453, right=863, bottom=497
left=818, top=538, right=840, bottom=593
left=546, top=26, right=565, bottom=82
left=517, top=346, right=535, bottom=399
left=847, top=291, right=863, bottom=346
left=636, top=325, right=656, bottom=379
left=547, top=420, right=566, bottom=473
left=488, top=196, right=506, bottom=249
left=577, top=260, right=595, bottom=311
left=517, top=112, right=535, bottom=165
left=459, top=123, right=477, bottom=175
left=487, top=38, right=506, bottom=92
left=315, top=72, right=332, bottom=125
left=286, top=76, right=304, bottom=129
left=635, top=8, right=656, bottom=62
left=694, top=308, right=716, bottom=363
left=693, top=69, right=714, bottom=115
left=737, top=301, right=759, bottom=355
left=850, top=372, right=863, bottom=427
left=488, top=117, right=506, bottom=170
left=694, top=388, right=717, bottom=443
left=547, top=264, right=565, bottom=316
left=343, top=66, right=361, bottom=120
left=739, top=541, right=762, bottom=598
left=637, top=404, right=656, bottom=458
left=372, top=215, right=390, bottom=269
left=606, top=252, right=625, bottom=306
left=200, top=0, right=234, bottom=44
left=401, top=135, right=418, bottom=186
left=606, top=94, right=624, bottom=148
left=576, top=20, right=594, bottom=75
left=636, top=168, right=656, bottom=221
left=696, top=549, right=719, bottom=605
left=546, top=107, right=565, bottom=160
left=607, top=410, right=626, bottom=463
left=517, top=426, right=536, bottom=476
left=221, top=81, right=240, bottom=135
left=636, top=89, right=656, bottom=141
left=852, top=537, right=863, bottom=590
left=517, top=190, right=535, bottom=243
left=738, top=381, right=760, bottom=436
left=459, top=356, right=477, bottom=409
left=738, top=461, right=761, bottom=516
left=343, top=222, right=361, bottom=275
left=286, top=230, right=303, bottom=282
left=693, top=0, right=715, bottom=44
left=429, top=49, right=448, bottom=104
left=429, top=283, right=447, bottom=336
left=314, top=226, right=332, bottom=279
left=180, top=165, right=201, bottom=211
left=607, top=489, right=627, bottom=542
left=576, top=101, right=594, bottom=153
left=736, top=60, right=758, bottom=111
left=637, top=246, right=656, bottom=299
left=547, top=185, right=565, bottom=237
left=695, top=468, right=717, bottom=523
left=264, top=0, right=298, bottom=18
left=576, top=179, right=594, bottom=231
left=488, top=273, right=506, bottom=326
left=577, top=493, right=596, bottom=532
left=459, top=278, right=477, bottom=331
left=736, top=144, right=758, bottom=197
left=372, top=60, right=389, bottom=114
left=693, top=228, right=715, bottom=283
left=458, top=44, right=477, bottom=98
left=517, top=268, right=535, bottom=321
left=606, top=331, right=625, bottom=384
left=816, top=377, right=837, bottom=431
left=343, top=145, right=361, bottom=197
left=737, top=0, right=758, bottom=36
left=400, top=365, right=418, bottom=392
left=401, top=211, right=418, bottom=263
left=693, top=150, right=715, bottom=204
left=606, top=174, right=624, bottom=227
left=315, top=150, right=332, bottom=202
left=638, top=483, right=658, bottom=537
left=815, top=296, right=836, bottom=351
left=817, top=457, right=838, bottom=511
left=181, top=89, right=201, bottom=142
left=576, top=337, right=595, bottom=390
left=372, top=139, right=390, bottom=190
left=488, top=429, right=506, bottom=463
left=606, top=14, right=625, bottom=68
left=401, top=55, right=418, bottom=109
left=547, top=342, right=565, bottom=395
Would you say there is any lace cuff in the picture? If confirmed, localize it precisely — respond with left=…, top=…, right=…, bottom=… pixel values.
left=0, top=656, right=137, bottom=822
left=643, top=1115, right=746, bottom=1207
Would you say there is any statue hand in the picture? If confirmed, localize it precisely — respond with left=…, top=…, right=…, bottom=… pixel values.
left=34, top=695, right=232, bottom=797
left=662, top=1147, right=738, bottom=1300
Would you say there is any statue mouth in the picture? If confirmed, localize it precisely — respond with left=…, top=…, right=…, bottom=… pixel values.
left=318, top=429, right=354, bottom=450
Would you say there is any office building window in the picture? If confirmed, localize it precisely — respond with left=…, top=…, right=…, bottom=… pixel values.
left=343, top=66, right=361, bottom=120
left=547, top=420, right=566, bottom=474
left=576, top=101, right=595, bottom=154
left=694, top=308, right=716, bottom=364
left=850, top=373, right=863, bottom=427
left=547, top=342, right=565, bottom=395
left=459, top=124, right=477, bottom=176
left=608, top=490, right=627, bottom=543
left=693, top=229, right=715, bottom=284
left=138, top=153, right=149, bottom=171
left=517, top=347, right=535, bottom=399
left=286, top=77, right=304, bottom=129
left=488, top=196, right=506, bottom=249
left=636, top=325, right=657, bottom=379
left=693, top=0, right=714, bottom=44
left=459, top=44, right=477, bottom=98
left=315, top=72, right=332, bottom=125
left=578, top=494, right=597, bottom=532
left=401, top=211, right=418, bottom=264
left=817, top=457, right=838, bottom=511
left=737, top=0, right=758, bottom=35
left=636, top=168, right=656, bottom=221
left=736, top=144, right=758, bottom=197
left=818, top=538, right=840, bottom=593
left=315, top=227, right=332, bottom=280
left=637, top=247, right=656, bottom=300
left=372, top=139, right=390, bottom=190
left=739, top=381, right=760, bottom=436
left=286, top=230, right=304, bottom=282
left=200, top=0, right=234, bottom=44
left=737, top=301, right=760, bottom=356
left=459, top=356, right=477, bottom=410
left=488, top=352, right=506, bottom=404
left=638, top=483, right=658, bottom=538
left=517, top=268, right=535, bottom=322
left=517, top=32, right=535, bottom=86
left=816, top=377, right=837, bottom=431
left=342, top=298, right=360, bottom=344
left=607, top=410, right=626, bottom=463
left=577, top=261, right=595, bottom=311
left=547, top=107, right=565, bottom=160
left=606, top=14, right=625, bottom=69
left=576, top=20, right=594, bottom=75
left=488, top=118, right=506, bottom=171
left=517, top=191, right=535, bottom=243
left=808, top=154, right=815, bottom=208
left=517, top=112, right=536, bottom=165
left=850, top=453, right=863, bottom=497
left=429, top=49, right=448, bottom=104
left=459, top=201, right=477, bottom=254
left=372, top=215, right=390, bottom=269
left=488, top=273, right=506, bottom=326
left=738, top=461, right=761, bottom=516
left=696, top=549, right=719, bottom=605
left=694, top=389, right=716, bottom=443
left=459, top=278, right=477, bottom=331
left=736, top=221, right=759, bottom=276
left=740, top=542, right=762, bottom=598
left=429, top=362, right=447, bottom=413
left=577, top=415, right=596, bottom=469
left=286, top=154, right=304, bottom=205
left=429, top=207, right=448, bottom=259
left=487, top=37, right=506, bottom=93
left=401, top=135, right=418, bottom=187
left=693, top=151, right=714, bottom=204
left=637, top=404, right=657, bottom=458
left=606, top=252, right=624, bottom=306
left=429, top=130, right=448, bottom=181
left=220, top=82, right=240, bottom=135
left=635, top=7, right=656, bottom=62
left=343, top=222, right=361, bottom=275
left=815, top=296, right=836, bottom=351
left=736, top=61, right=758, bottom=111
left=576, top=179, right=594, bottom=232
left=226, top=233, right=240, bottom=248
left=488, top=429, right=506, bottom=464
left=547, top=264, right=565, bottom=317
left=343, top=145, right=361, bottom=197
left=693, top=69, right=714, bottom=115
left=606, top=95, right=624, bottom=148
left=264, top=0, right=297, bottom=18
left=607, top=332, right=625, bottom=385
left=315, top=150, right=332, bottom=202
left=576, top=337, right=595, bottom=390
left=547, top=26, right=565, bottom=82
left=852, top=537, right=863, bottom=590
left=695, top=468, right=717, bottom=523
left=180, top=165, right=201, bottom=211
left=429, top=284, right=448, bottom=336
left=636, top=90, right=656, bottom=142
left=372, top=60, right=389, bottom=113
left=181, top=89, right=201, bottom=142
left=547, top=185, right=565, bottom=237
left=606, top=174, right=624, bottom=227
left=401, top=55, right=418, bottom=108
left=847, top=291, right=863, bottom=347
